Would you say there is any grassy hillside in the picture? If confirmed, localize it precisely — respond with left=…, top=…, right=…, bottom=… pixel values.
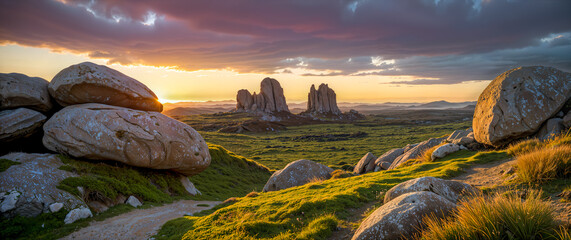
left=155, top=150, right=510, bottom=240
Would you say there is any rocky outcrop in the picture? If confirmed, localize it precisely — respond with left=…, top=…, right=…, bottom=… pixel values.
left=236, top=78, right=289, bottom=113
left=373, top=148, right=404, bottom=172
left=388, top=137, right=446, bottom=170
left=0, top=73, right=53, bottom=112
left=42, top=103, right=210, bottom=176
left=431, top=143, right=461, bottom=160
left=263, top=159, right=333, bottom=192
left=0, top=153, right=86, bottom=218
left=352, top=191, right=457, bottom=240
left=446, top=128, right=475, bottom=145
left=473, top=66, right=571, bottom=147
left=49, top=62, right=163, bottom=112
left=353, top=152, right=376, bottom=174
left=0, top=108, right=46, bottom=142
left=305, top=84, right=341, bottom=115
left=384, top=177, right=479, bottom=204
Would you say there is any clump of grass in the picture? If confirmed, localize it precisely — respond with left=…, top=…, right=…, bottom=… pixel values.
left=0, top=158, right=20, bottom=172
left=516, top=145, right=570, bottom=183
left=507, top=138, right=543, bottom=156
left=330, top=169, right=355, bottom=179
left=296, top=214, right=339, bottom=240
left=417, top=191, right=558, bottom=240
left=545, top=130, right=571, bottom=148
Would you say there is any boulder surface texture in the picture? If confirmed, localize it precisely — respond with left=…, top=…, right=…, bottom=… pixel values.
left=384, top=176, right=479, bottom=204
left=263, top=159, right=333, bottom=192
left=0, top=108, right=46, bottom=142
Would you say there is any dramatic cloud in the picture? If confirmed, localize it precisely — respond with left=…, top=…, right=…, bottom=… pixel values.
left=1, top=0, right=570, bottom=84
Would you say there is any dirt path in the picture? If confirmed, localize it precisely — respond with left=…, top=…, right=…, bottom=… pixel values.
left=452, top=157, right=516, bottom=188
left=61, top=200, right=221, bottom=240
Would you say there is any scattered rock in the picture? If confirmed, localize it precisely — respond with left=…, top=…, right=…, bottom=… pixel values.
left=352, top=191, right=457, bottom=240
left=50, top=202, right=64, bottom=213
left=535, top=118, right=565, bottom=140
left=0, top=73, right=53, bottom=112
left=126, top=196, right=142, bottom=208
left=353, top=152, right=376, bottom=174
left=373, top=161, right=392, bottom=172
left=64, top=207, right=93, bottom=224
left=236, top=78, right=289, bottom=113
left=0, top=108, right=46, bottom=142
left=88, top=201, right=109, bottom=213
left=49, top=62, right=163, bottom=112
left=388, top=137, right=446, bottom=170
left=373, top=148, right=404, bottom=171
left=180, top=176, right=201, bottom=196
left=0, top=190, right=20, bottom=212
left=473, top=66, right=571, bottom=147
left=263, top=159, right=333, bottom=192
left=305, top=83, right=341, bottom=115
left=431, top=143, right=461, bottom=160
left=384, top=177, right=479, bottom=204
left=42, top=103, right=211, bottom=176
left=447, top=128, right=475, bottom=145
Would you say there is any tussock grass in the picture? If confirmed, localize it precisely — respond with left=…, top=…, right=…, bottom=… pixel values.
left=330, top=169, right=355, bottom=179
left=516, top=145, right=571, bottom=183
left=417, top=191, right=558, bottom=240
left=507, top=138, right=543, bottom=156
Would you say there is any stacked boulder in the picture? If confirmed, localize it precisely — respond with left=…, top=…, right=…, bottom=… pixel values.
left=305, top=83, right=341, bottom=115
left=0, top=62, right=211, bottom=223
left=352, top=177, right=479, bottom=240
left=236, top=77, right=290, bottom=114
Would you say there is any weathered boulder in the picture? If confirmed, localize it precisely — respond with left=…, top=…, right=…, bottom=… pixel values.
left=373, top=148, right=404, bottom=172
left=473, top=66, right=571, bottom=147
left=305, top=83, right=341, bottom=115
left=42, top=103, right=210, bottom=176
left=447, top=128, right=475, bottom=145
left=431, top=143, right=461, bottom=160
left=403, top=143, right=419, bottom=152
left=564, top=111, right=571, bottom=128
left=353, top=152, right=376, bottom=174
left=49, top=62, right=163, bottom=112
left=536, top=118, right=565, bottom=140
left=0, top=190, right=20, bottom=213
left=0, top=108, right=46, bottom=142
left=352, top=191, right=457, bottom=240
left=126, top=196, right=142, bottom=207
left=50, top=202, right=64, bottom=213
left=263, top=159, right=333, bottom=192
left=0, top=153, right=86, bottom=217
left=388, top=137, right=445, bottom=170
left=236, top=78, right=289, bottom=113
left=0, top=73, right=53, bottom=112
left=64, top=207, right=92, bottom=224
left=384, top=177, right=479, bottom=204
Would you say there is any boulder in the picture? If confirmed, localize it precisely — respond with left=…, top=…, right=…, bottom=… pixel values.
left=236, top=78, right=289, bottom=113
left=403, top=143, right=419, bottom=152
left=263, top=159, right=333, bottom=192
left=373, top=148, right=404, bottom=171
left=564, top=111, right=571, bottom=128
left=352, top=191, right=457, bottom=240
left=536, top=118, right=565, bottom=140
left=0, top=190, right=20, bottom=212
left=49, top=62, right=162, bottom=112
left=88, top=201, right=109, bottom=213
left=473, top=66, right=571, bottom=147
left=305, top=84, right=341, bottom=115
left=353, top=152, right=376, bottom=174
left=373, top=161, right=392, bottom=172
left=0, top=153, right=86, bottom=217
left=0, top=108, right=46, bottom=142
left=447, top=128, right=475, bottom=145
left=0, top=73, right=52, bottom=112
left=384, top=177, right=479, bottom=204
left=431, top=143, right=461, bottom=161
left=50, top=202, right=64, bottom=213
left=42, top=103, right=210, bottom=176
left=126, top=196, right=142, bottom=207
left=388, top=137, right=445, bottom=170
left=64, top=207, right=92, bottom=224
left=180, top=176, right=201, bottom=196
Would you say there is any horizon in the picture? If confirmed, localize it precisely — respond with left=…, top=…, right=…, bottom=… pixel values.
left=1, top=1, right=570, bottom=103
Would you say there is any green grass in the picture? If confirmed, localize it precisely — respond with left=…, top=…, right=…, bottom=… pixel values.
left=155, top=150, right=509, bottom=240
left=198, top=119, right=471, bottom=170
left=0, top=158, right=20, bottom=172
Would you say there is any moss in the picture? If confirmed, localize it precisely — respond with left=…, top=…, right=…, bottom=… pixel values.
left=0, top=158, right=20, bottom=172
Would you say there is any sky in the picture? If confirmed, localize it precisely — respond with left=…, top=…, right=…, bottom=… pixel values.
left=1, top=0, right=570, bottom=103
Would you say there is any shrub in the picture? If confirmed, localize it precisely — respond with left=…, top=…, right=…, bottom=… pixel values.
left=417, top=191, right=558, bottom=240
left=516, top=145, right=571, bottom=183
left=507, top=138, right=543, bottom=156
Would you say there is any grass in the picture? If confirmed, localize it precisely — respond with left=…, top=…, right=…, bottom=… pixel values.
left=155, top=149, right=510, bottom=240
left=416, top=191, right=561, bottom=240
left=0, top=158, right=20, bottom=172
left=516, top=145, right=571, bottom=183
left=400, top=142, right=448, bottom=168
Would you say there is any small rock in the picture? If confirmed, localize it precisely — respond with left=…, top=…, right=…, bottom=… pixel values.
left=431, top=143, right=461, bottom=161
left=126, top=196, right=142, bottom=207
left=373, top=161, right=392, bottom=172
left=536, top=118, right=565, bottom=140
left=353, top=152, right=377, bottom=174
left=64, top=207, right=92, bottom=224
left=88, top=201, right=109, bottom=213
left=180, top=176, right=202, bottom=196
left=50, top=203, right=63, bottom=213
left=0, top=190, right=20, bottom=212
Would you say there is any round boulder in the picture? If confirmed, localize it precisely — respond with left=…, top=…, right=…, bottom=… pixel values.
left=0, top=73, right=52, bottom=112
left=49, top=62, right=163, bottom=112
left=473, top=66, right=571, bottom=147
left=42, top=103, right=210, bottom=176
left=263, top=159, right=333, bottom=192
left=384, top=176, right=479, bottom=204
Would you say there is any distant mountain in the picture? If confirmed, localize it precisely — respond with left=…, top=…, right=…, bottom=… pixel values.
left=163, top=107, right=233, bottom=116
left=408, top=100, right=477, bottom=109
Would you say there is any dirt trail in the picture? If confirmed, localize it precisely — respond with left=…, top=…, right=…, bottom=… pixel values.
left=61, top=200, right=221, bottom=240
left=452, top=157, right=516, bottom=188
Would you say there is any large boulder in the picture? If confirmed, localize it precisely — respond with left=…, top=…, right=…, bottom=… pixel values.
left=374, top=148, right=404, bottom=172
left=49, top=62, right=163, bottom=112
left=352, top=191, right=457, bottom=240
left=42, top=103, right=210, bottom=176
left=384, top=177, right=479, bottom=204
left=0, top=108, right=46, bottom=142
left=353, top=152, right=376, bottom=174
left=236, top=78, right=289, bottom=113
left=388, top=137, right=445, bottom=170
left=263, top=159, right=333, bottom=192
left=0, top=153, right=86, bottom=218
left=0, top=73, right=53, bottom=112
left=305, top=83, right=341, bottom=115
left=473, top=66, right=571, bottom=147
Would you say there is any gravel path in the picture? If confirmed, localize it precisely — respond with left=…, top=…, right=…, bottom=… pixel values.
left=61, top=200, right=221, bottom=240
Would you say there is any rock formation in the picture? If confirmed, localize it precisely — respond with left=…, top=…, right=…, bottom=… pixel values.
left=305, top=83, right=341, bottom=115
left=473, top=66, right=571, bottom=147
left=373, top=148, right=404, bottom=172
left=384, top=177, right=479, bottom=203
left=236, top=78, right=289, bottom=113
left=0, top=108, right=46, bottom=142
left=353, top=152, right=376, bottom=174
left=49, top=62, right=163, bottom=112
left=0, top=73, right=53, bottom=112
left=263, top=159, right=333, bottom=192
left=388, top=137, right=446, bottom=170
